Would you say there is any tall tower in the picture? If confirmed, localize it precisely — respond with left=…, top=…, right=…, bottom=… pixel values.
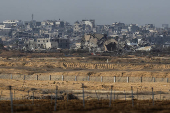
left=32, top=14, right=34, bottom=21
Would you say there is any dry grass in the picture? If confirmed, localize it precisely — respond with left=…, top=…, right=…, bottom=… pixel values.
left=1, top=79, right=170, bottom=100
left=1, top=55, right=170, bottom=78
left=1, top=99, right=170, bottom=113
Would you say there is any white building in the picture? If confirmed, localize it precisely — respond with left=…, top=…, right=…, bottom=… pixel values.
left=36, top=38, right=58, bottom=49
left=27, top=38, right=58, bottom=50
left=74, top=20, right=95, bottom=32
left=0, top=23, right=5, bottom=29
left=83, top=20, right=93, bottom=28
left=3, top=20, right=23, bottom=27
left=27, top=37, right=70, bottom=50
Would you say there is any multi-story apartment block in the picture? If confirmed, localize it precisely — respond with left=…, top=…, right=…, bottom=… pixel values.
left=27, top=37, right=69, bottom=50
left=3, top=20, right=23, bottom=28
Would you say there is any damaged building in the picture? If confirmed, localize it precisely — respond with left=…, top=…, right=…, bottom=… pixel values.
left=103, top=39, right=118, bottom=51
left=26, top=37, right=70, bottom=50
left=81, top=33, right=118, bottom=52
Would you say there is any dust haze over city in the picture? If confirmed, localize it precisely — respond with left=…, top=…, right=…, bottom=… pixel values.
left=1, top=0, right=170, bottom=113
left=0, top=0, right=170, bottom=26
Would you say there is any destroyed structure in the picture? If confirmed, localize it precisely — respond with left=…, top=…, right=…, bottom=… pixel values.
left=81, top=34, right=118, bottom=52
left=0, top=18, right=170, bottom=53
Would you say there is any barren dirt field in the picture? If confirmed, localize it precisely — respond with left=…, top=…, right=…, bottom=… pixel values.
left=1, top=55, right=170, bottom=112
left=1, top=56, right=170, bottom=77
left=0, top=56, right=170, bottom=96
left=1, top=79, right=170, bottom=100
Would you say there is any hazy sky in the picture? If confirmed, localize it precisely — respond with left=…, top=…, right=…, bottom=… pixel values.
left=0, top=0, right=169, bottom=27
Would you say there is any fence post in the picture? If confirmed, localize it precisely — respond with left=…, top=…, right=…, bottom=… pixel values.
left=127, top=77, right=129, bottom=83
left=114, top=76, right=116, bottom=83
left=101, top=76, right=103, bottom=82
left=24, top=75, right=25, bottom=80
left=153, top=77, right=155, bottom=82
left=36, top=75, right=38, bottom=80
left=82, top=83, right=85, bottom=108
left=141, top=77, right=142, bottom=83
left=95, top=90, right=99, bottom=101
left=62, top=75, right=64, bottom=81
left=9, top=86, right=13, bottom=113
left=160, top=90, right=161, bottom=100
left=114, top=90, right=115, bottom=100
left=54, top=86, right=58, bottom=111
left=0, top=91, right=2, bottom=100
left=28, top=91, right=29, bottom=100
left=137, top=88, right=138, bottom=100
left=75, top=76, right=77, bottom=81
left=88, top=76, right=90, bottom=81
left=13, top=90, right=15, bottom=100
left=131, top=86, right=134, bottom=107
left=11, top=74, right=13, bottom=79
left=109, top=85, right=113, bottom=107
left=49, top=75, right=51, bottom=81
left=167, top=78, right=168, bottom=83
left=124, top=90, right=126, bottom=101
left=32, top=91, right=34, bottom=105
left=152, top=87, right=154, bottom=106
left=51, top=92, right=52, bottom=105
left=67, top=93, right=68, bottom=102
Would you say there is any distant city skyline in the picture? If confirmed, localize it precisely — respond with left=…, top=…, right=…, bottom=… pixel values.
left=0, top=0, right=170, bottom=27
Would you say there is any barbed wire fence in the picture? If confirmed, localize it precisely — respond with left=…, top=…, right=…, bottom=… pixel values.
left=0, top=74, right=170, bottom=112
left=0, top=74, right=169, bottom=83
left=0, top=83, right=169, bottom=112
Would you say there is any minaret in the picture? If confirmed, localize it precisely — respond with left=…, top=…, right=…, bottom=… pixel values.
left=32, top=14, right=33, bottom=21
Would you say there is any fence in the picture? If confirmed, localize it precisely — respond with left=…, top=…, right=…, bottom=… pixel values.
left=0, top=74, right=170, bottom=83
left=1, top=84, right=170, bottom=113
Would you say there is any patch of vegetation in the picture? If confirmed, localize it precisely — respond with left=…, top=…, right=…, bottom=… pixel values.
left=87, top=72, right=96, bottom=76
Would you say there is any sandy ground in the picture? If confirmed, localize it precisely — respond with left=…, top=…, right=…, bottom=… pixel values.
left=0, top=56, right=170, bottom=101
left=0, top=57, right=170, bottom=78
left=0, top=79, right=170, bottom=100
